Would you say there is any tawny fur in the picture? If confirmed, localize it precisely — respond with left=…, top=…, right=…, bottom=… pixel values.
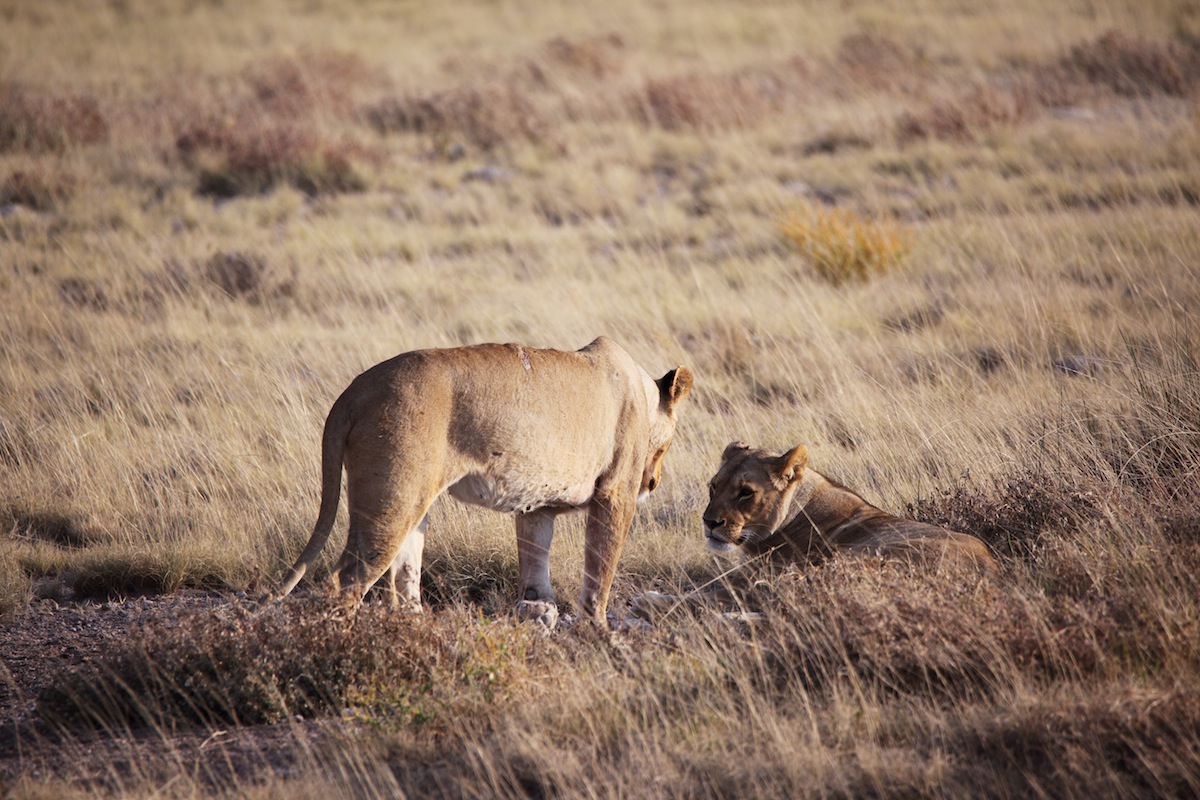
left=632, top=441, right=995, bottom=622
left=703, top=442, right=996, bottom=572
left=276, top=336, right=692, bottom=625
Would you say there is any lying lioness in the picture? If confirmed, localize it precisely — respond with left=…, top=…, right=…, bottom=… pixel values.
left=635, top=441, right=994, bottom=619
left=276, top=337, right=692, bottom=627
left=702, top=442, right=995, bottom=569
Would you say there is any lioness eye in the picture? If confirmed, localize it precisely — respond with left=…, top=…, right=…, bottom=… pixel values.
left=736, top=486, right=754, bottom=501
left=708, top=483, right=715, bottom=497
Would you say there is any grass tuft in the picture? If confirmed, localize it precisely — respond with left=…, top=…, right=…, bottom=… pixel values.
left=836, top=32, right=921, bottom=89
left=907, top=470, right=1105, bottom=562
left=778, top=203, right=914, bottom=284
left=541, top=33, right=627, bottom=79
left=200, top=251, right=298, bottom=306
left=0, top=167, right=74, bottom=211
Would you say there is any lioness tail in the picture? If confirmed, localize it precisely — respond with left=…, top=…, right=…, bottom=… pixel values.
left=275, top=395, right=350, bottom=599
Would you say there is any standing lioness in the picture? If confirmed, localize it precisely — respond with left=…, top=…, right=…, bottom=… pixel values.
left=277, top=337, right=692, bottom=626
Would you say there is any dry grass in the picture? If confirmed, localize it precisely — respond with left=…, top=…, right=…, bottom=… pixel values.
left=0, top=82, right=108, bottom=153
left=39, top=597, right=555, bottom=731
left=778, top=203, right=914, bottom=285
left=2, top=0, right=1200, bottom=796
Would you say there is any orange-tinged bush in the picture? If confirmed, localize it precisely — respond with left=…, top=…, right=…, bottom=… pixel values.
left=779, top=203, right=914, bottom=284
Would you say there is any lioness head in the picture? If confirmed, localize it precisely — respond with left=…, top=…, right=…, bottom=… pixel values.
left=702, top=441, right=808, bottom=553
left=640, top=366, right=694, bottom=499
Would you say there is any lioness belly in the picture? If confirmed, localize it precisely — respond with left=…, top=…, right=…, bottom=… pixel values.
left=447, top=473, right=596, bottom=513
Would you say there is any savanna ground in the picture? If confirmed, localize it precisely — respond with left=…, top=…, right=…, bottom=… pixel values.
left=2, top=0, right=1200, bottom=796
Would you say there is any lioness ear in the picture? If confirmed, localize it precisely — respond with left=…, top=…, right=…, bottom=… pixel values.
left=657, top=365, right=693, bottom=409
left=721, top=440, right=751, bottom=462
left=776, top=444, right=809, bottom=483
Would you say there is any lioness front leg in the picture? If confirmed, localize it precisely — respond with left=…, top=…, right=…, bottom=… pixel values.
left=580, top=489, right=636, bottom=625
left=514, top=509, right=559, bottom=628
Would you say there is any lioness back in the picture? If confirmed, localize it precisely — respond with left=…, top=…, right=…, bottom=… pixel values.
left=343, top=341, right=630, bottom=509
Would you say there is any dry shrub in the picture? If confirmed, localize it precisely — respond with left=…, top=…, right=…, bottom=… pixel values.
left=201, top=251, right=297, bottom=307
left=1061, top=30, right=1200, bottom=98
left=907, top=470, right=1104, bottom=561
left=38, top=597, right=555, bottom=730
left=705, top=535, right=1199, bottom=703
left=634, top=70, right=776, bottom=131
left=953, top=687, right=1200, bottom=797
left=735, top=564, right=1105, bottom=700
left=0, top=83, right=108, bottom=153
left=779, top=203, right=914, bottom=285
left=176, top=118, right=368, bottom=197
left=420, top=547, right=520, bottom=615
left=541, top=33, right=626, bottom=80
left=899, top=31, right=1200, bottom=142
left=0, top=167, right=73, bottom=211
left=244, top=50, right=373, bottom=118
left=836, top=32, right=920, bottom=90
left=366, top=84, right=549, bottom=152
left=896, top=83, right=1039, bottom=143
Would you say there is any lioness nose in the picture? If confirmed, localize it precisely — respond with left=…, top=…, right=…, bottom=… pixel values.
left=703, top=517, right=723, bottom=531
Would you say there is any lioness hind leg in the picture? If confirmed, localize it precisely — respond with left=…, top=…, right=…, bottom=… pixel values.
left=333, top=482, right=434, bottom=605
left=385, top=515, right=428, bottom=611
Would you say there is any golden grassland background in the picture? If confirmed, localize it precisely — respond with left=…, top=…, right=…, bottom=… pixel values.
left=2, top=0, right=1200, bottom=796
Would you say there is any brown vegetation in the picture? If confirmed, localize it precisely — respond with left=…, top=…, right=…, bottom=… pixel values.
left=0, top=83, right=107, bottom=153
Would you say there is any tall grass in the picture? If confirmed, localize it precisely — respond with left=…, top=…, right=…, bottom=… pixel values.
left=2, top=0, right=1199, bottom=795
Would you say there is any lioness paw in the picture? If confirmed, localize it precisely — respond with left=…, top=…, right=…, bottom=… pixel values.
left=515, top=599, right=560, bottom=630
left=630, top=590, right=680, bottom=621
